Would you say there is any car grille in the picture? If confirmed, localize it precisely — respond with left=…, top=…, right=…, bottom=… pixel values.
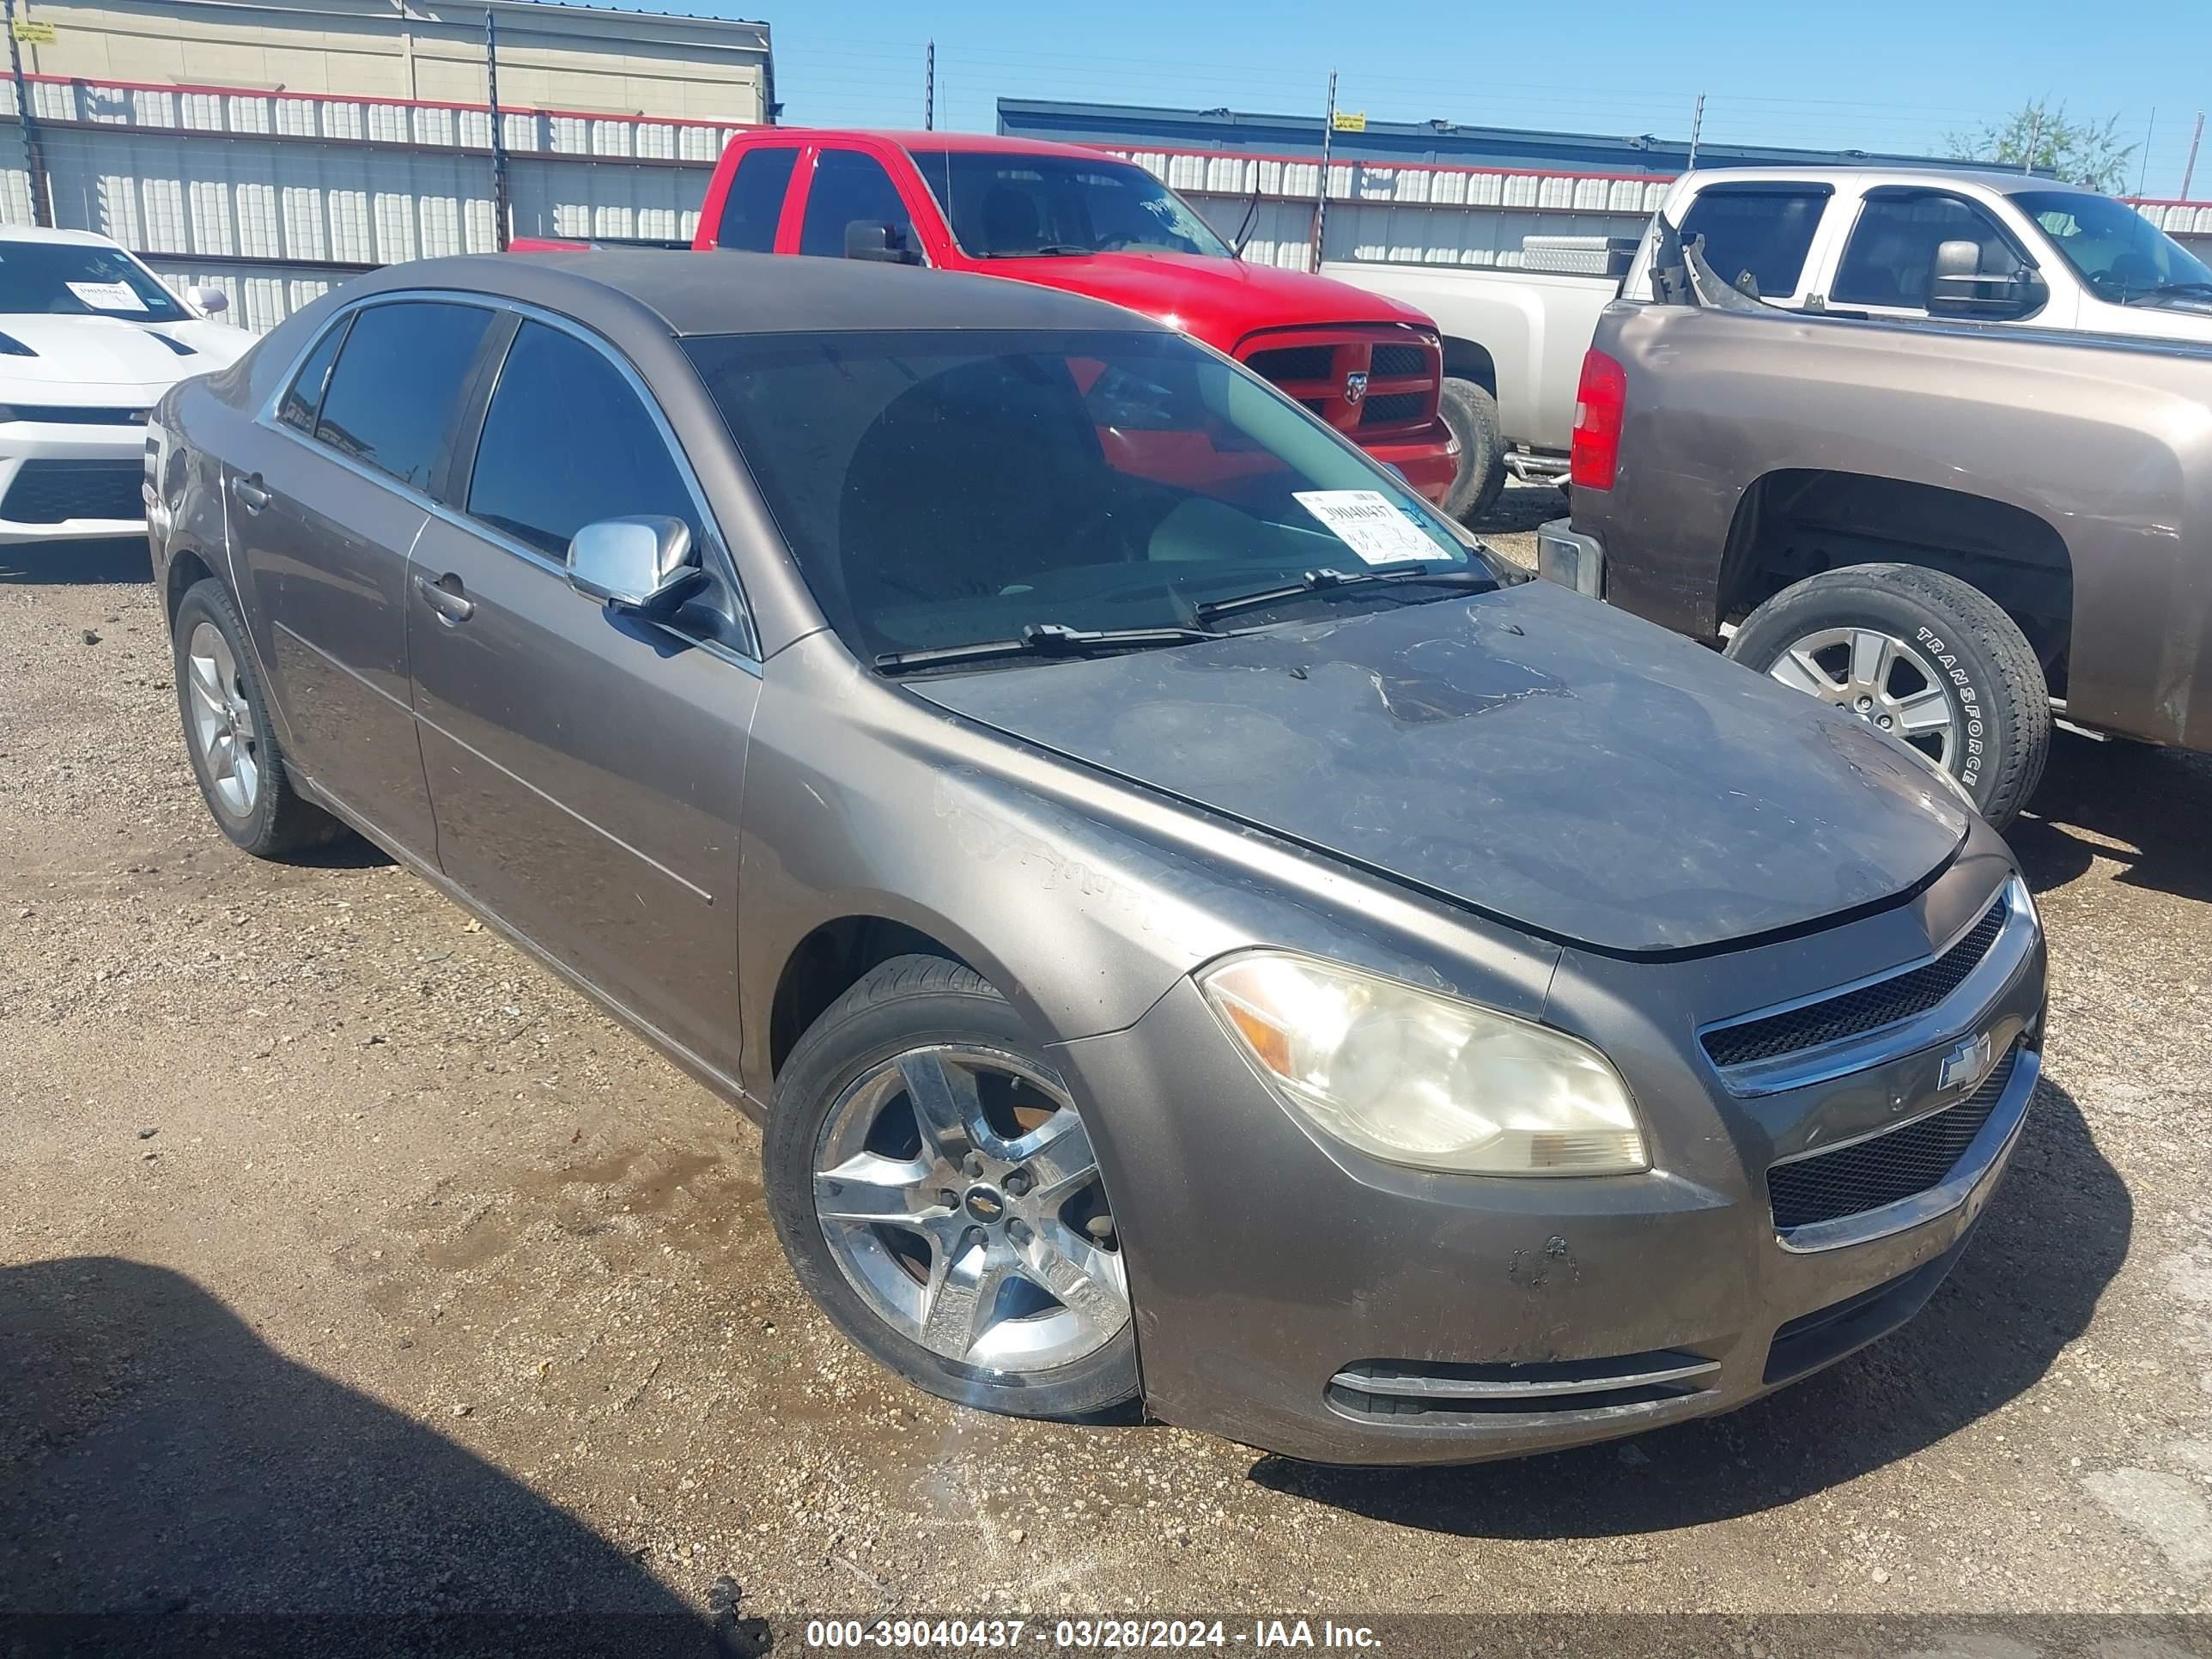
left=1238, top=330, right=1438, bottom=438
left=1702, top=896, right=2009, bottom=1069
left=3, top=404, right=149, bottom=425
left=1767, top=1041, right=2021, bottom=1231
left=1328, top=1350, right=1718, bottom=1423
left=1244, top=344, right=1334, bottom=383
left=2, top=459, right=146, bottom=525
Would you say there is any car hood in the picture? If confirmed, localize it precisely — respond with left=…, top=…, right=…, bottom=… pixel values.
left=0, top=313, right=251, bottom=387
left=906, top=579, right=1970, bottom=956
left=1004, top=251, right=1435, bottom=352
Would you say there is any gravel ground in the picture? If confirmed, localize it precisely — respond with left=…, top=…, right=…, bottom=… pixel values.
left=5, top=512, right=2212, bottom=1650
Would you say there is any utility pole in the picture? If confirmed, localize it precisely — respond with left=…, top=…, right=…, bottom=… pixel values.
left=1686, top=90, right=1705, bottom=173
left=1310, top=69, right=1337, bottom=274
left=484, top=5, right=511, bottom=249
left=2, top=0, right=51, bottom=227
left=2023, top=106, right=2042, bottom=175
left=924, top=39, right=933, bottom=131
left=2184, top=111, right=2205, bottom=200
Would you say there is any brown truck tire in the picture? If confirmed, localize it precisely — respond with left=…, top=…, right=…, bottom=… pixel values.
left=1725, top=564, right=2051, bottom=830
left=1437, top=376, right=1507, bottom=524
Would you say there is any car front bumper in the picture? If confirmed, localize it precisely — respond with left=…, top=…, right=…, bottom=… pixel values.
left=1051, top=854, right=2045, bottom=1466
left=0, top=422, right=152, bottom=543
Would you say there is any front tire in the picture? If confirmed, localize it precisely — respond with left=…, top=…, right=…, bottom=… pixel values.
left=1437, top=375, right=1508, bottom=524
left=763, top=956, right=1139, bottom=1420
left=1725, top=563, right=2051, bottom=829
left=173, top=578, right=345, bottom=858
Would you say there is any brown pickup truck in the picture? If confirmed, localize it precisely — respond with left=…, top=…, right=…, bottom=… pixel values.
left=1538, top=228, right=2212, bottom=827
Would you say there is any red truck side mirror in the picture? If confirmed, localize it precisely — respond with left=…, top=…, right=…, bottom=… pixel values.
left=844, top=222, right=921, bottom=265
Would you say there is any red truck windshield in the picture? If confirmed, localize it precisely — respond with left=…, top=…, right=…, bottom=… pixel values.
left=908, top=150, right=1232, bottom=261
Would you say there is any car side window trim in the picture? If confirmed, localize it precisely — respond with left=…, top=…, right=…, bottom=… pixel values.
left=276, top=310, right=355, bottom=434
left=445, top=300, right=762, bottom=665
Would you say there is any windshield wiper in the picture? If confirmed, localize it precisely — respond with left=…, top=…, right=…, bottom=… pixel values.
left=1192, top=564, right=1497, bottom=625
left=874, top=620, right=1224, bottom=673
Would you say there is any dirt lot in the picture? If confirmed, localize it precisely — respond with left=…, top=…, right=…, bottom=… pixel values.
left=6, top=500, right=2212, bottom=1649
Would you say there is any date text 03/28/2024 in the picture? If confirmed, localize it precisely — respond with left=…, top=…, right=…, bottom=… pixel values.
left=802, top=1619, right=1382, bottom=1650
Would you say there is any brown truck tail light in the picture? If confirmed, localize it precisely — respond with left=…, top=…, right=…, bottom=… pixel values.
left=1570, top=349, right=1627, bottom=491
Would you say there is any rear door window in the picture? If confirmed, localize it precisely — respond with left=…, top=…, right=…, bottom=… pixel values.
left=715, top=144, right=799, bottom=252
left=1832, top=192, right=2028, bottom=311
left=1674, top=185, right=1830, bottom=300
left=276, top=313, right=350, bottom=434
left=466, top=320, right=700, bottom=559
left=799, top=149, right=915, bottom=258
left=312, top=301, right=494, bottom=492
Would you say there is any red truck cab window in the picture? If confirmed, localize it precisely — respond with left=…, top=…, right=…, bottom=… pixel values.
left=717, top=146, right=800, bottom=252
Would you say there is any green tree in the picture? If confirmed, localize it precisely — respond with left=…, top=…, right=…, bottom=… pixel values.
left=1946, top=100, right=2136, bottom=193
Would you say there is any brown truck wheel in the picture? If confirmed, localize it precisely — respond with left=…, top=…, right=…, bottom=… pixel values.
left=1725, top=564, right=2051, bottom=830
left=1437, top=376, right=1508, bottom=524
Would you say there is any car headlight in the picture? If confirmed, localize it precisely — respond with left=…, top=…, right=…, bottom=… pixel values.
left=1198, top=951, right=1647, bottom=1176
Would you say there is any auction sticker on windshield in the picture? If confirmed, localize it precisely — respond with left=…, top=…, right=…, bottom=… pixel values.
left=66, top=281, right=147, bottom=312
left=1293, top=489, right=1440, bottom=566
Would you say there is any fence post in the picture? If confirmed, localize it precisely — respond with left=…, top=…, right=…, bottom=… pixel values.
left=485, top=5, right=511, bottom=250
left=2184, top=112, right=2205, bottom=200
left=1309, top=69, right=1337, bottom=274
left=2, top=0, right=52, bottom=228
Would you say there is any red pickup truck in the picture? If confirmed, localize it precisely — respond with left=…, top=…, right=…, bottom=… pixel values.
left=523, top=130, right=1461, bottom=507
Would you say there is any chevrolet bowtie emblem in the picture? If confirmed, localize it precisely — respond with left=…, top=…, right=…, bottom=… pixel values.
left=1938, top=1031, right=1994, bottom=1093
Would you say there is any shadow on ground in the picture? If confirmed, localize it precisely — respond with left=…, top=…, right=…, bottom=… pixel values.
left=2008, top=729, right=2212, bottom=904
left=0, top=1257, right=748, bottom=1654
left=0, top=537, right=152, bottom=585
left=1251, top=1071, right=2126, bottom=1534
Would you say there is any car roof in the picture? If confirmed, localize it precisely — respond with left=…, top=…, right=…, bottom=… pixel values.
left=1678, top=165, right=2089, bottom=198
left=0, top=224, right=127, bottom=246
left=342, top=248, right=1176, bottom=338
left=762, top=128, right=1121, bottom=161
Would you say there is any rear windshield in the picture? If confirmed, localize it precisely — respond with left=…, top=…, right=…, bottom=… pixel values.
left=908, top=151, right=1231, bottom=260
left=684, top=328, right=1486, bottom=665
left=0, top=240, right=189, bottom=322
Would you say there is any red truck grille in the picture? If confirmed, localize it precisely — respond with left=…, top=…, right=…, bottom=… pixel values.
left=1241, top=328, right=1440, bottom=439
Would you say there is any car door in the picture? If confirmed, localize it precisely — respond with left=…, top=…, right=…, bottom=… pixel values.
left=405, top=313, right=757, bottom=1081
left=228, top=297, right=497, bottom=856
left=792, top=145, right=928, bottom=262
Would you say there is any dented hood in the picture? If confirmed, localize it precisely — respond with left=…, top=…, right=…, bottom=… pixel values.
left=908, top=580, right=1969, bottom=956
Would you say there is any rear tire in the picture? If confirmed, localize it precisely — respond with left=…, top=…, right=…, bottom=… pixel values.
left=1725, top=563, right=2051, bottom=829
left=764, top=956, right=1140, bottom=1421
left=1437, top=376, right=1507, bottom=524
left=173, top=578, right=346, bottom=859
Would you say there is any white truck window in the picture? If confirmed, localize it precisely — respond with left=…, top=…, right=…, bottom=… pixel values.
left=1674, top=185, right=1830, bottom=300
left=1832, top=192, right=2027, bottom=311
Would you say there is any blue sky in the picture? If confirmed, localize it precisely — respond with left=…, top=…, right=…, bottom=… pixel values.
left=723, top=0, right=2212, bottom=196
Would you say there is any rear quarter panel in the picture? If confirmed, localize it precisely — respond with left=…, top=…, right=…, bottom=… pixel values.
left=1576, top=301, right=2212, bottom=748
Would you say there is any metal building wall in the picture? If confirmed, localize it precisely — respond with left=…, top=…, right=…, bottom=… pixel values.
left=0, top=74, right=741, bottom=329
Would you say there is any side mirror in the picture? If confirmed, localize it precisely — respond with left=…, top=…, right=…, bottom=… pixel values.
left=186, top=285, right=229, bottom=315
left=566, top=516, right=696, bottom=612
left=1927, top=239, right=2046, bottom=319
left=844, top=221, right=918, bottom=264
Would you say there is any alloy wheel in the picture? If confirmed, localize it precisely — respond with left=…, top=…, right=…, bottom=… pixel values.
left=1765, top=624, right=1959, bottom=769
left=185, top=621, right=260, bottom=817
left=811, top=1044, right=1129, bottom=1372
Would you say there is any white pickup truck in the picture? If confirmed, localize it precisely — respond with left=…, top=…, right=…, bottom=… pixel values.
left=1329, top=166, right=2212, bottom=521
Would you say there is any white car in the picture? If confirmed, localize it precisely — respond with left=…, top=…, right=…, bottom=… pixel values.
left=0, top=226, right=248, bottom=544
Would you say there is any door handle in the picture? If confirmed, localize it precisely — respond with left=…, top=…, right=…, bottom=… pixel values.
left=230, top=473, right=270, bottom=512
left=413, top=571, right=476, bottom=623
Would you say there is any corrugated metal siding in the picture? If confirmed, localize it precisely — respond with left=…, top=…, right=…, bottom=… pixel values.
left=3, top=73, right=739, bottom=329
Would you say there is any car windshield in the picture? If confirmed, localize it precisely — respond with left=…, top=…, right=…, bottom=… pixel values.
left=909, top=151, right=1233, bottom=260
left=2017, top=190, right=2212, bottom=302
left=0, top=240, right=189, bottom=321
left=685, top=328, right=1492, bottom=667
